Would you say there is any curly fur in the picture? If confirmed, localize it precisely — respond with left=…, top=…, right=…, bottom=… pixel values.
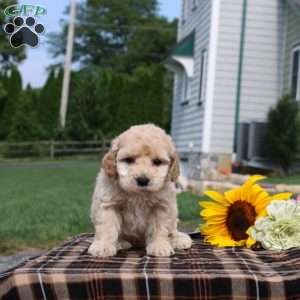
left=88, top=124, right=192, bottom=257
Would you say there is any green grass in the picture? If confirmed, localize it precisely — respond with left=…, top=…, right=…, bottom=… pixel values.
left=177, top=192, right=204, bottom=231
left=0, top=160, right=203, bottom=254
left=264, top=174, right=300, bottom=185
left=0, top=160, right=99, bottom=253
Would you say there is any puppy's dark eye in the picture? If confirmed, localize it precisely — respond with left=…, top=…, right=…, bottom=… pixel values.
left=153, top=159, right=162, bottom=166
left=123, top=157, right=135, bottom=164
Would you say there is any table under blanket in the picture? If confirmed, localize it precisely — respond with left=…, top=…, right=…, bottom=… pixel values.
left=1, top=233, right=300, bottom=300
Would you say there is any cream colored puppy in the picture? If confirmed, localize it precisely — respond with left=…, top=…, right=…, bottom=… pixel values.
left=88, top=124, right=192, bottom=257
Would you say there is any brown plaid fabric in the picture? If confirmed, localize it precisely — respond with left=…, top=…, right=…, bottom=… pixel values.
left=1, top=233, right=300, bottom=300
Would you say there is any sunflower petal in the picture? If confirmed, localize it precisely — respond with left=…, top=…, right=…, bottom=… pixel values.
left=201, top=224, right=228, bottom=236
left=201, top=208, right=226, bottom=218
left=204, top=217, right=227, bottom=224
left=241, top=175, right=266, bottom=200
left=246, top=237, right=256, bottom=248
left=224, top=187, right=241, bottom=203
left=243, top=175, right=266, bottom=188
left=256, top=210, right=268, bottom=218
left=201, top=222, right=226, bottom=231
left=271, top=192, right=293, bottom=201
left=247, top=184, right=265, bottom=203
left=252, top=189, right=269, bottom=206
left=205, top=235, right=245, bottom=247
left=255, top=197, right=273, bottom=213
left=199, top=201, right=227, bottom=212
left=204, top=190, right=229, bottom=205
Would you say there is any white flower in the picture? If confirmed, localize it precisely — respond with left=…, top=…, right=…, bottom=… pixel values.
left=250, top=200, right=300, bottom=250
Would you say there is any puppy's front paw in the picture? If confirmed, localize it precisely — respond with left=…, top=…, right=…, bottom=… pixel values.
left=171, top=232, right=193, bottom=250
left=88, top=241, right=117, bottom=257
left=146, top=240, right=174, bottom=257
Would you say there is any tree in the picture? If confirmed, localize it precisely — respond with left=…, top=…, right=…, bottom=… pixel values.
left=0, top=1, right=26, bottom=140
left=0, top=67, right=22, bottom=139
left=62, top=65, right=171, bottom=140
left=38, top=69, right=63, bottom=139
left=47, top=0, right=176, bottom=136
left=65, top=69, right=113, bottom=140
left=265, top=95, right=300, bottom=175
left=0, top=0, right=25, bottom=69
left=48, top=0, right=176, bottom=72
left=8, top=85, right=43, bottom=141
left=0, top=74, right=8, bottom=123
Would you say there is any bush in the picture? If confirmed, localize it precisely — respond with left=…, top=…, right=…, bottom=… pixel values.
left=8, top=86, right=44, bottom=142
left=0, top=64, right=172, bottom=142
left=38, top=69, right=63, bottom=139
left=265, top=95, right=300, bottom=175
left=0, top=67, right=22, bottom=139
left=65, top=65, right=171, bottom=140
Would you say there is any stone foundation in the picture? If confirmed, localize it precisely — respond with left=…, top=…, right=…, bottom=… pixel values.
left=181, top=152, right=233, bottom=181
left=199, top=153, right=232, bottom=180
left=179, top=152, right=300, bottom=196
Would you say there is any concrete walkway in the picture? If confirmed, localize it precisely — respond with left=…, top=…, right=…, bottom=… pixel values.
left=0, top=250, right=45, bottom=273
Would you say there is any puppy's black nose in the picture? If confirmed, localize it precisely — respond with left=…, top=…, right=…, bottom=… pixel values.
left=136, top=176, right=150, bottom=187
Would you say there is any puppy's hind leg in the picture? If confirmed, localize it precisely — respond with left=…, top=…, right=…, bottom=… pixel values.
left=117, top=239, right=133, bottom=250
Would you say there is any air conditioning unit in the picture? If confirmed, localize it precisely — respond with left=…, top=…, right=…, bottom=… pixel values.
left=247, top=122, right=267, bottom=160
left=236, top=122, right=267, bottom=162
left=236, top=122, right=249, bottom=162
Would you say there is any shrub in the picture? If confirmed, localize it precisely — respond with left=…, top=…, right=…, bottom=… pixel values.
left=265, top=95, right=300, bottom=175
left=0, top=67, right=22, bottom=139
left=8, top=86, right=44, bottom=142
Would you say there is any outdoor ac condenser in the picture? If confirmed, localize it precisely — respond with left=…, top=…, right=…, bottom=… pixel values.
left=236, top=122, right=249, bottom=162
left=247, top=122, right=267, bottom=160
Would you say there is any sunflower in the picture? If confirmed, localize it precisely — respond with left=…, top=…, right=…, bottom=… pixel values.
left=199, top=175, right=292, bottom=248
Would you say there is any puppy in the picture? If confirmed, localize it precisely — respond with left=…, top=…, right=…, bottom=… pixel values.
left=88, top=124, right=192, bottom=257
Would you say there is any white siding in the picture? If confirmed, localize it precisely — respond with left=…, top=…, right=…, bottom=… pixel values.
left=171, top=0, right=212, bottom=153
left=283, top=4, right=300, bottom=93
left=210, top=0, right=243, bottom=153
left=210, top=0, right=285, bottom=154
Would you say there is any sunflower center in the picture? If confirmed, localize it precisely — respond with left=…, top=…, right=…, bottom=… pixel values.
left=226, top=200, right=257, bottom=241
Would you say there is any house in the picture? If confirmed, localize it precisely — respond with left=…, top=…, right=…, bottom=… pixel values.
left=165, top=0, right=300, bottom=180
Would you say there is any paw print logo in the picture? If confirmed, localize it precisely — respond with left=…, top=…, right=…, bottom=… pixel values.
left=4, top=16, right=44, bottom=48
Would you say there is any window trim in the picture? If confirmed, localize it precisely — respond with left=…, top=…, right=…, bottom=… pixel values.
left=182, top=0, right=188, bottom=23
left=198, top=49, right=208, bottom=104
left=290, top=45, right=300, bottom=101
left=192, top=0, right=198, bottom=11
left=180, top=71, right=192, bottom=105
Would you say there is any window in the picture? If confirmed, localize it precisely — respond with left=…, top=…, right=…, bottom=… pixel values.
left=182, top=0, right=189, bottom=22
left=192, top=0, right=198, bottom=10
left=199, top=49, right=207, bottom=103
left=181, top=71, right=192, bottom=104
left=290, top=46, right=300, bottom=101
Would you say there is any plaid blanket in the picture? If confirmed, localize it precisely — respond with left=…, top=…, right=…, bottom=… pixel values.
left=1, top=233, right=300, bottom=300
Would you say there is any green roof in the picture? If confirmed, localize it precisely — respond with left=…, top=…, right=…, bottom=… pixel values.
left=171, top=31, right=195, bottom=57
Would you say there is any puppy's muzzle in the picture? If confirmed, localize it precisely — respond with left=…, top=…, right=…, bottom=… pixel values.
left=136, top=175, right=150, bottom=187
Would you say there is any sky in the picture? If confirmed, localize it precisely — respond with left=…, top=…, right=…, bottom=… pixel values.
left=15, top=0, right=181, bottom=88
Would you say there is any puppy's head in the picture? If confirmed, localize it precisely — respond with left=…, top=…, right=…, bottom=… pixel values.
left=102, top=124, right=180, bottom=193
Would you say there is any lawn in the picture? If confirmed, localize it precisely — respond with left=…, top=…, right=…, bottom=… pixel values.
left=0, top=160, right=202, bottom=254
left=265, top=174, right=300, bottom=185
left=0, top=160, right=98, bottom=253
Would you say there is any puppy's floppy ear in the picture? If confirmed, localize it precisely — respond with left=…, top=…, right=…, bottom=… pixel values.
left=165, top=134, right=180, bottom=182
left=102, top=138, right=119, bottom=178
left=169, top=153, right=180, bottom=182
